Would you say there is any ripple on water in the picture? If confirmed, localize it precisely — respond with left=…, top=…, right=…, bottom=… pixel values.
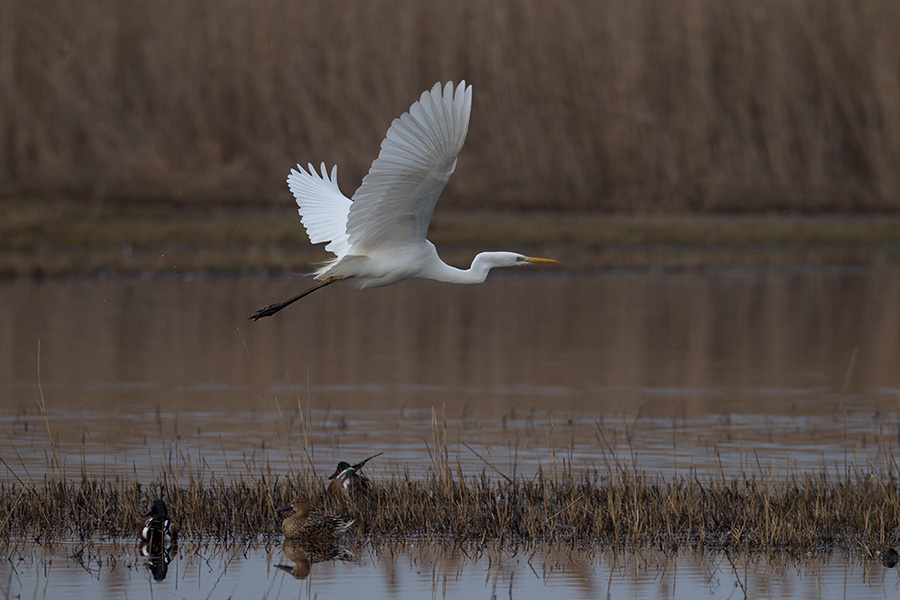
left=4, top=542, right=899, bottom=600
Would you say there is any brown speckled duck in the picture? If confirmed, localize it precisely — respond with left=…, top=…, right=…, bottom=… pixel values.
left=276, top=499, right=354, bottom=540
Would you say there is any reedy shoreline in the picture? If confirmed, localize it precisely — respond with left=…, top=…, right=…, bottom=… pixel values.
left=3, top=464, right=898, bottom=559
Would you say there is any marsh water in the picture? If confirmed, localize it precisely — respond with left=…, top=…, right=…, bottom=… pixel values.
left=3, top=268, right=900, bottom=598
left=4, top=542, right=900, bottom=600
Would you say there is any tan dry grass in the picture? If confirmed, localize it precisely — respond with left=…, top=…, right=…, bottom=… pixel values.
left=2, top=1, right=900, bottom=212
left=4, top=385, right=898, bottom=554
left=3, top=466, right=900, bottom=556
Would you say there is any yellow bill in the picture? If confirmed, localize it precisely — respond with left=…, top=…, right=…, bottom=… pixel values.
left=524, top=257, right=559, bottom=264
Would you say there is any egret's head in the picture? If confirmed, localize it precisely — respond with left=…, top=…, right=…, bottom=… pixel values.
left=517, top=254, right=558, bottom=266
left=476, top=252, right=559, bottom=269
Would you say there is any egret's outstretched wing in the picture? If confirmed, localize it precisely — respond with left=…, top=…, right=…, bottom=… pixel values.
left=346, top=81, right=472, bottom=252
left=288, top=163, right=353, bottom=258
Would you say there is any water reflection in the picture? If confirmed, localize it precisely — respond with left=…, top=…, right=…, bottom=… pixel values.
left=276, top=538, right=355, bottom=579
left=3, top=541, right=899, bottom=599
left=139, top=542, right=175, bottom=582
left=1, top=269, right=899, bottom=482
left=881, top=548, right=900, bottom=569
left=138, top=498, right=178, bottom=581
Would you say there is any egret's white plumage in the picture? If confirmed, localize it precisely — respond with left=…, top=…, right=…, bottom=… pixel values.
left=288, top=163, right=351, bottom=259
left=251, top=81, right=556, bottom=320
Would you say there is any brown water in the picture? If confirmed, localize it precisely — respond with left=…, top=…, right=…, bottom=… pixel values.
left=2, top=268, right=900, bottom=483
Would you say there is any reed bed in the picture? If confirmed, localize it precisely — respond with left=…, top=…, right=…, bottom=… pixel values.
left=3, top=0, right=900, bottom=212
left=3, top=465, right=899, bottom=559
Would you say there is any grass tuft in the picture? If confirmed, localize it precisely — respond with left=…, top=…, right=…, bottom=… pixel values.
left=3, top=465, right=899, bottom=559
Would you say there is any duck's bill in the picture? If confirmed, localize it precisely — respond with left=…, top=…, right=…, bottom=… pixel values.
left=525, top=257, right=559, bottom=264
left=275, top=504, right=293, bottom=513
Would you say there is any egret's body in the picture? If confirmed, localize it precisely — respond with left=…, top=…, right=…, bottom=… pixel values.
left=251, top=81, right=556, bottom=320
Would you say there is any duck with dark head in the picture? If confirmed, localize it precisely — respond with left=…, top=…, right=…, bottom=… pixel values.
left=327, top=452, right=383, bottom=496
left=139, top=498, right=178, bottom=581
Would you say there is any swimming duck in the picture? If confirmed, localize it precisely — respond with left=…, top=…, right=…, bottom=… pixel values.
left=140, top=498, right=178, bottom=554
left=276, top=499, right=354, bottom=540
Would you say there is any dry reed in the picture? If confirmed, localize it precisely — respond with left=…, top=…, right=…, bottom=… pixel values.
left=3, top=464, right=899, bottom=559
left=2, top=1, right=899, bottom=212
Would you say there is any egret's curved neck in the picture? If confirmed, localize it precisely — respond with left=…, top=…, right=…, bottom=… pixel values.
left=428, top=252, right=502, bottom=284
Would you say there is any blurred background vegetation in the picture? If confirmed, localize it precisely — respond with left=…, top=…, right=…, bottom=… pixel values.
left=2, top=1, right=899, bottom=274
left=3, top=0, right=899, bottom=213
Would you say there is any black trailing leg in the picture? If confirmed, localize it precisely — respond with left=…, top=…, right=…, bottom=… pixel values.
left=249, top=276, right=341, bottom=321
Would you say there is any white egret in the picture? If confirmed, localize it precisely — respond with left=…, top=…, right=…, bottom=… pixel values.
left=250, top=81, right=557, bottom=321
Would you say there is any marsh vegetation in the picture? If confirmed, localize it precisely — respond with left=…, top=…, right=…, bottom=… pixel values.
left=3, top=1, right=899, bottom=213
left=3, top=453, right=900, bottom=560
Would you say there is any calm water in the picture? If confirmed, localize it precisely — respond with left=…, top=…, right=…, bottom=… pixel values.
left=3, top=541, right=899, bottom=600
left=2, top=269, right=899, bottom=482
left=3, top=269, right=900, bottom=598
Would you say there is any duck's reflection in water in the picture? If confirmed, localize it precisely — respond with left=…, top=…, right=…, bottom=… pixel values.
left=139, top=540, right=177, bottom=581
left=138, top=498, right=178, bottom=582
left=275, top=539, right=355, bottom=579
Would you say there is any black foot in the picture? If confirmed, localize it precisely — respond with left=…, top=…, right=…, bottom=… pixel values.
left=248, top=277, right=340, bottom=321
left=249, top=303, right=285, bottom=321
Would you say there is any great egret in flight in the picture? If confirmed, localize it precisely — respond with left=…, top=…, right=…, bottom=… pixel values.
left=250, top=81, right=557, bottom=321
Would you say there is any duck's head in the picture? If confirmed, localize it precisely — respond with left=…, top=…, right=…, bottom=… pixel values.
left=276, top=499, right=311, bottom=519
